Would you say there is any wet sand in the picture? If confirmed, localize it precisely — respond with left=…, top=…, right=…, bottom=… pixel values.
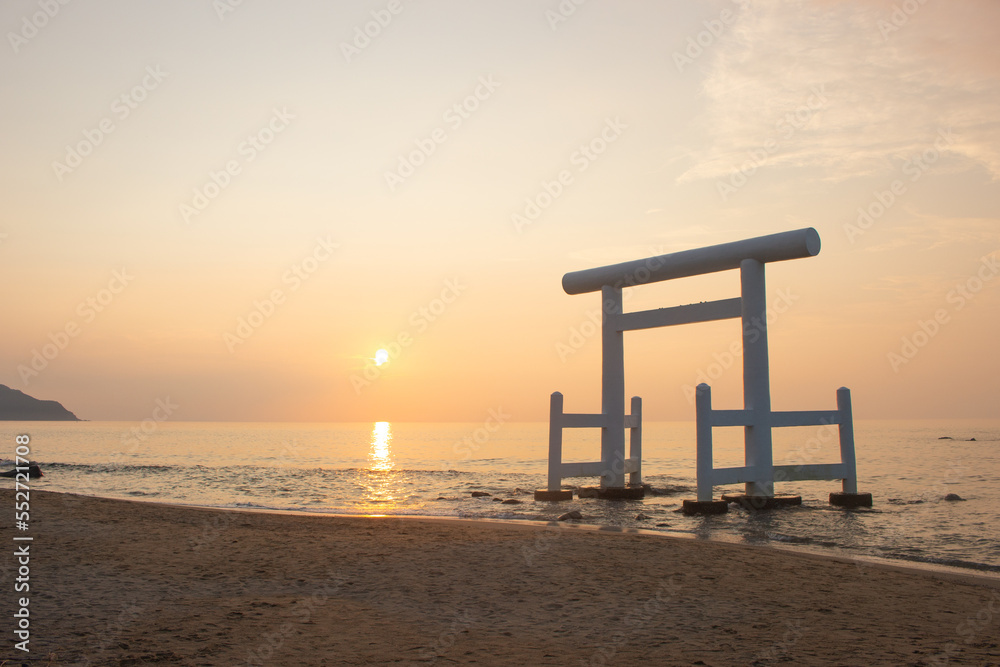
left=1, top=490, right=998, bottom=666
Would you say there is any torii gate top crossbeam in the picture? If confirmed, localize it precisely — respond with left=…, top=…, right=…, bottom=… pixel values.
left=561, top=227, right=821, bottom=295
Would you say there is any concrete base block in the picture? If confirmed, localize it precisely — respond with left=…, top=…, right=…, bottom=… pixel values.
left=830, top=491, right=873, bottom=508
left=721, top=494, right=802, bottom=510
left=577, top=486, right=645, bottom=500
left=533, top=489, right=574, bottom=501
left=682, top=499, right=729, bottom=515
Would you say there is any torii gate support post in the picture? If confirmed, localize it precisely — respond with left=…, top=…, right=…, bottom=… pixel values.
left=687, top=383, right=728, bottom=514
left=830, top=387, right=873, bottom=507
left=536, top=391, right=574, bottom=501
left=547, top=391, right=565, bottom=493
left=836, top=387, right=858, bottom=494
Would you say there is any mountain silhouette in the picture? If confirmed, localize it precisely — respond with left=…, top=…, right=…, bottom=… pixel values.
left=0, top=384, right=80, bottom=421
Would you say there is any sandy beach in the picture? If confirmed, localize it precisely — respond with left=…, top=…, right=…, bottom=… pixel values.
left=2, top=490, right=998, bottom=666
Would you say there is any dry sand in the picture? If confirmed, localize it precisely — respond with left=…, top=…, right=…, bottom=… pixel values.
left=1, top=490, right=998, bottom=666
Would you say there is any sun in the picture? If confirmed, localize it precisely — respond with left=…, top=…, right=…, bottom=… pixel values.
left=373, top=349, right=389, bottom=367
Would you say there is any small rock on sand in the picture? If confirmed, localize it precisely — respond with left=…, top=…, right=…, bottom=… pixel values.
left=501, top=498, right=522, bottom=505
left=471, top=491, right=491, bottom=497
left=558, top=510, right=582, bottom=521
left=635, top=513, right=651, bottom=520
left=944, top=493, right=965, bottom=501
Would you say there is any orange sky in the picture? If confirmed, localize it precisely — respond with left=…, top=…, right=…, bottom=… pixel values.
left=2, top=0, right=998, bottom=422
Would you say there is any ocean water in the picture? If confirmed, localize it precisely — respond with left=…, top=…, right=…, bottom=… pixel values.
left=2, top=419, right=998, bottom=575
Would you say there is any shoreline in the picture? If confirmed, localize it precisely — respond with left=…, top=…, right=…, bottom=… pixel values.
left=51, top=488, right=1000, bottom=585
left=6, top=489, right=1000, bottom=665
left=177, top=498, right=1000, bottom=585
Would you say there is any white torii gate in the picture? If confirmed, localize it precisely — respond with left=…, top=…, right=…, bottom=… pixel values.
left=534, top=228, right=872, bottom=512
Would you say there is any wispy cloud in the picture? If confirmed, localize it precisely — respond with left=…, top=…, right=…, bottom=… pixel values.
left=677, top=0, right=1000, bottom=183
left=862, top=211, right=1000, bottom=253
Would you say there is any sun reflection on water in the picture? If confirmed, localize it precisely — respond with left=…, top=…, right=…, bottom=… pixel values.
left=370, top=421, right=394, bottom=472
left=362, top=421, right=401, bottom=511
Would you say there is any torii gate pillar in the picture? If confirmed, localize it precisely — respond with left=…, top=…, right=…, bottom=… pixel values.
left=600, top=285, right=627, bottom=489
left=741, top=258, right=774, bottom=498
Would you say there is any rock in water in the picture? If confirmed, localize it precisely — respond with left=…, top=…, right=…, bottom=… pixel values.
left=558, top=510, right=582, bottom=521
left=944, top=493, right=965, bottom=501
left=0, top=464, right=43, bottom=479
